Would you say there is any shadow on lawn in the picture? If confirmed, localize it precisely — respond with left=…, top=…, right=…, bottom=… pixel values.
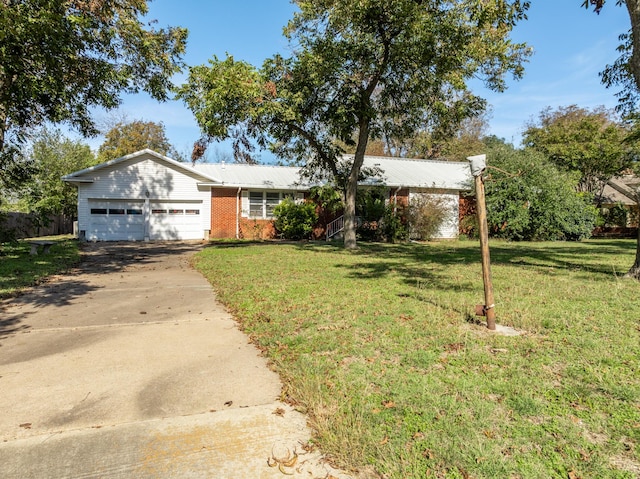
left=299, top=238, right=637, bottom=284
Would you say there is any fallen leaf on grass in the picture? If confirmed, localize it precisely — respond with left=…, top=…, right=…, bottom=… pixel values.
left=382, top=400, right=395, bottom=409
left=379, top=436, right=388, bottom=445
left=568, top=470, right=582, bottom=479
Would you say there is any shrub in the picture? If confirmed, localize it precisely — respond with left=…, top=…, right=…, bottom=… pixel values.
left=273, top=198, right=318, bottom=240
left=379, top=204, right=408, bottom=242
left=406, top=194, right=454, bottom=240
left=484, top=145, right=597, bottom=241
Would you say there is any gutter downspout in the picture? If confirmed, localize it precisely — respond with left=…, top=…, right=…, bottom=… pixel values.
left=236, top=187, right=242, bottom=239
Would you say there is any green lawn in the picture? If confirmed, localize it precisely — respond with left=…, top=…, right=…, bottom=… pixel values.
left=194, top=239, right=640, bottom=479
left=0, top=236, right=80, bottom=298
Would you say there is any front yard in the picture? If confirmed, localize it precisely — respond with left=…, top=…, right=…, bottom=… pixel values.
left=194, top=239, right=640, bottom=479
left=0, top=236, right=80, bottom=298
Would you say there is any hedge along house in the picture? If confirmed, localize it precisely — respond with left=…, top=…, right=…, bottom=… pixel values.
left=63, top=149, right=472, bottom=241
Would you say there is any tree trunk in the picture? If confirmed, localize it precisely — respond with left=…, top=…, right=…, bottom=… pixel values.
left=625, top=193, right=640, bottom=279
left=622, top=0, right=640, bottom=279
left=343, top=119, right=370, bottom=250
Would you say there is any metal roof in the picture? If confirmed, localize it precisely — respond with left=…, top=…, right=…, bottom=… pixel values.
left=359, top=156, right=472, bottom=190
left=195, top=163, right=312, bottom=190
left=194, top=156, right=472, bottom=191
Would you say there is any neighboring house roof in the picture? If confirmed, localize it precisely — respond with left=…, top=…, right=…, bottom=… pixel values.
left=598, top=177, right=639, bottom=206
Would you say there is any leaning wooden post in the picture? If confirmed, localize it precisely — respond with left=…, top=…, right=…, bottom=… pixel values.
left=467, top=154, right=496, bottom=330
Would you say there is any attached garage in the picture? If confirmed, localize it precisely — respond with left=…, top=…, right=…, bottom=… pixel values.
left=64, top=150, right=214, bottom=242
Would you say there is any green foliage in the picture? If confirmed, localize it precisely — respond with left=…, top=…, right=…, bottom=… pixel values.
left=406, top=194, right=453, bottom=240
left=98, top=120, right=179, bottom=162
left=309, top=185, right=343, bottom=216
left=601, top=203, right=629, bottom=227
left=485, top=145, right=597, bottom=241
left=273, top=198, right=318, bottom=240
left=380, top=204, right=408, bottom=242
left=523, top=105, right=636, bottom=194
left=24, top=129, right=97, bottom=219
left=0, top=0, right=187, bottom=179
left=356, top=188, right=387, bottom=241
left=177, top=0, right=531, bottom=247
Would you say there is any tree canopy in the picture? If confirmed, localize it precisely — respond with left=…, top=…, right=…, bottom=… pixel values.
left=24, top=129, right=97, bottom=219
left=177, top=0, right=531, bottom=248
left=0, top=0, right=187, bottom=171
left=522, top=105, right=635, bottom=198
left=98, top=120, right=180, bottom=162
left=484, top=143, right=597, bottom=241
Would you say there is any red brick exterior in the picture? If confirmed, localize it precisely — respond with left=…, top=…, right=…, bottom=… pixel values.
left=210, top=188, right=238, bottom=239
left=210, top=188, right=277, bottom=240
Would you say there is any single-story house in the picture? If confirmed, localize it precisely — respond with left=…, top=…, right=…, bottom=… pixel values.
left=63, top=149, right=472, bottom=241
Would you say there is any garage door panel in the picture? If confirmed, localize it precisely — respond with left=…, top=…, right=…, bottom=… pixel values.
left=88, top=200, right=145, bottom=241
left=149, top=201, right=203, bottom=240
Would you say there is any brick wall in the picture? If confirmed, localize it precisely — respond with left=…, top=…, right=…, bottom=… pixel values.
left=210, top=188, right=277, bottom=240
left=210, top=188, right=239, bottom=239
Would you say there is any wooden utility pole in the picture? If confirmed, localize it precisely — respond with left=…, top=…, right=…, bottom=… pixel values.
left=467, top=154, right=496, bottom=330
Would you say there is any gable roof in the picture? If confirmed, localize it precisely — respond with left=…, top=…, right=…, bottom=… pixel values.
left=62, top=149, right=218, bottom=183
left=63, top=149, right=473, bottom=191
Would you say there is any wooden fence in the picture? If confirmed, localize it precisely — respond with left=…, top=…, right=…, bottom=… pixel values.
left=1, top=212, right=74, bottom=239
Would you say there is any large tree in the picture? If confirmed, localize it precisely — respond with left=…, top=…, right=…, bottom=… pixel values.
left=585, top=0, right=640, bottom=278
left=0, top=0, right=187, bottom=176
left=177, top=0, right=531, bottom=249
left=98, top=120, right=180, bottom=162
left=522, top=105, right=634, bottom=199
left=25, top=129, right=97, bottom=219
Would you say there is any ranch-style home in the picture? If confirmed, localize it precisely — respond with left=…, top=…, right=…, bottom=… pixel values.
left=63, top=149, right=472, bottom=242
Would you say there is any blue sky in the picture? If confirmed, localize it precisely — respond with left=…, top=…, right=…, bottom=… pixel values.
left=91, top=1, right=632, bottom=161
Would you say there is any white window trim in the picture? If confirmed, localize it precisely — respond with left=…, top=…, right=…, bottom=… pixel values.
left=242, top=191, right=304, bottom=219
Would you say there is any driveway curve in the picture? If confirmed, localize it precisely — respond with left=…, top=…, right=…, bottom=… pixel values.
left=0, top=241, right=352, bottom=479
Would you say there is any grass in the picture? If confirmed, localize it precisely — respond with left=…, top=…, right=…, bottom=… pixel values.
left=0, top=235, right=81, bottom=298
left=194, top=239, right=640, bottom=479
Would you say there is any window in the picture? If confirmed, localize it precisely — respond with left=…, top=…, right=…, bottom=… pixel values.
left=152, top=209, right=167, bottom=214
left=168, top=209, right=183, bottom=215
left=249, top=192, right=264, bottom=218
left=245, top=191, right=298, bottom=219
left=185, top=209, right=200, bottom=215
left=265, top=192, right=280, bottom=217
left=109, top=208, right=125, bottom=215
left=127, top=209, right=143, bottom=215
left=91, top=208, right=107, bottom=215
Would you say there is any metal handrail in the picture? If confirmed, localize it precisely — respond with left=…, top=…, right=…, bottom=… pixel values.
left=326, top=215, right=344, bottom=240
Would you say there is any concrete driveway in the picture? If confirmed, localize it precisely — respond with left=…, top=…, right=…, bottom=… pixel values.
left=0, top=242, right=352, bottom=479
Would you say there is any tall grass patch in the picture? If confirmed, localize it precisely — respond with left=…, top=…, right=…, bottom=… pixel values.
left=194, top=240, right=640, bottom=478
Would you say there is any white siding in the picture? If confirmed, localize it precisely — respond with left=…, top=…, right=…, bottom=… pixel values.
left=408, top=189, right=460, bottom=239
left=76, top=152, right=211, bottom=240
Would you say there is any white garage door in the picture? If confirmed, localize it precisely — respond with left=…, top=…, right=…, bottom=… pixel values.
left=88, top=200, right=145, bottom=241
left=88, top=200, right=204, bottom=241
left=149, top=201, right=203, bottom=240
